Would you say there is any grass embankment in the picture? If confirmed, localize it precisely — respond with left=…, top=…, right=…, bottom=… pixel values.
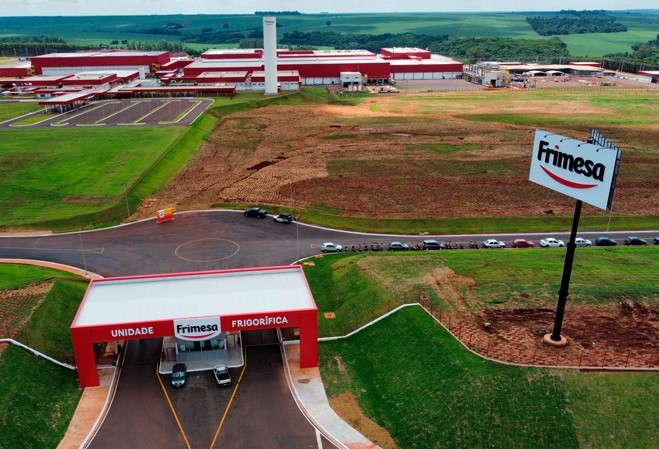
left=0, top=99, right=226, bottom=231
left=0, top=264, right=88, bottom=449
left=0, top=101, right=41, bottom=122
left=305, top=247, right=659, bottom=336
left=319, top=306, right=659, bottom=449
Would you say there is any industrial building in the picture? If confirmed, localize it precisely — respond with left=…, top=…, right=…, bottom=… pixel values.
left=0, top=45, right=464, bottom=102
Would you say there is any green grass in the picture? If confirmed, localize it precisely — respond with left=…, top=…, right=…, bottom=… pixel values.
left=0, top=126, right=186, bottom=229
left=2, top=11, right=657, bottom=56
left=296, top=211, right=659, bottom=235
left=0, top=264, right=87, bottom=449
left=8, top=113, right=53, bottom=126
left=17, top=278, right=89, bottom=355
left=305, top=247, right=659, bottom=336
left=0, top=102, right=41, bottom=122
left=564, top=371, right=659, bottom=449
left=319, top=306, right=658, bottom=449
left=0, top=345, right=82, bottom=449
left=0, top=264, right=63, bottom=290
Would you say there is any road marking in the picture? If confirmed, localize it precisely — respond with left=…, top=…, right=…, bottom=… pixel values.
left=0, top=246, right=104, bottom=254
left=209, top=350, right=248, bottom=449
left=155, top=364, right=193, bottom=449
left=316, top=428, right=323, bottom=448
left=94, top=101, right=141, bottom=124
left=174, top=238, right=240, bottom=263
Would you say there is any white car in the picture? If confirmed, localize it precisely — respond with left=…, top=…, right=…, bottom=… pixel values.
left=574, top=237, right=592, bottom=247
left=321, top=242, right=343, bottom=253
left=540, top=237, right=565, bottom=248
left=483, top=239, right=505, bottom=248
left=213, top=364, right=232, bottom=387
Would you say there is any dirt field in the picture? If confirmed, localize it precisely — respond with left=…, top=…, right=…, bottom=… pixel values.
left=134, top=86, right=659, bottom=221
left=0, top=281, right=53, bottom=355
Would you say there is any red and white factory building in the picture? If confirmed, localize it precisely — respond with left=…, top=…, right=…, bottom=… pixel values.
left=0, top=46, right=463, bottom=100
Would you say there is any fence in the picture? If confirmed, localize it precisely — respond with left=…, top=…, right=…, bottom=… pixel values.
left=419, top=295, right=657, bottom=370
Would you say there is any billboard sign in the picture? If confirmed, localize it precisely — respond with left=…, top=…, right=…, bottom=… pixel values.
left=174, top=316, right=221, bottom=341
left=529, top=130, right=621, bottom=210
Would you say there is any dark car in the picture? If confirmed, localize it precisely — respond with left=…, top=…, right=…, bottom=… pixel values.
left=624, top=236, right=647, bottom=246
left=273, top=213, right=293, bottom=223
left=595, top=237, right=617, bottom=247
left=512, top=239, right=535, bottom=248
left=171, top=363, right=187, bottom=388
left=422, top=239, right=444, bottom=250
left=654, top=236, right=659, bottom=245
left=244, top=207, right=267, bottom=218
left=388, top=241, right=410, bottom=251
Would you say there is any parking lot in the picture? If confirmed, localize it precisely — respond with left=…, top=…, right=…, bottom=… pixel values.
left=1, top=97, right=212, bottom=128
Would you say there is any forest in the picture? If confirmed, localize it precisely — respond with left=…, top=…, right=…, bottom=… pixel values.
left=526, top=10, right=627, bottom=36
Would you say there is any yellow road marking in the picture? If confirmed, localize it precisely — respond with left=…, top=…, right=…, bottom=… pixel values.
left=156, top=364, right=193, bottom=449
left=208, top=351, right=248, bottom=449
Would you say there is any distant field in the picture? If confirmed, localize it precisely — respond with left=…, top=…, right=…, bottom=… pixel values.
left=0, top=11, right=657, bottom=56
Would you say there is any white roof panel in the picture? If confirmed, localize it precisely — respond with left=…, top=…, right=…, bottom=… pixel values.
left=73, top=266, right=316, bottom=327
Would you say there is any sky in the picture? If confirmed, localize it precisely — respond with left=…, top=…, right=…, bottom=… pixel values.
left=3, top=0, right=657, bottom=16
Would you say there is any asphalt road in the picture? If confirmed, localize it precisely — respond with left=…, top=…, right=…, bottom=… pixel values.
left=1, top=210, right=656, bottom=449
left=88, top=340, right=335, bottom=449
left=0, top=210, right=656, bottom=278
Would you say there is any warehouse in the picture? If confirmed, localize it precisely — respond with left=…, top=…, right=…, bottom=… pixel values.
left=30, top=50, right=170, bottom=76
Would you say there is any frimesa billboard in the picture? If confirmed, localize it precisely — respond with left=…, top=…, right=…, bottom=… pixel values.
left=174, top=316, right=222, bottom=341
left=529, top=130, right=621, bottom=210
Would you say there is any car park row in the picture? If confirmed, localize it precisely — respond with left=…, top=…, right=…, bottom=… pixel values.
left=244, top=207, right=657, bottom=252
left=320, top=235, right=657, bottom=253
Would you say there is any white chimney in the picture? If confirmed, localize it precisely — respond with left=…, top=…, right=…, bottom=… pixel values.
left=263, top=16, right=278, bottom=95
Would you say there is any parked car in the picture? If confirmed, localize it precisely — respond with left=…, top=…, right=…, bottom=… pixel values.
left=321, top=242, right=343, bottom=253
left=244, top=207, right=267, bottom=218
left=273, top=213, right=293, bottom=223
left=654, top=236, right=659, bottom=245
left=213, top=364, right=232, bottom=387
left=540, top=237, right=565, bottom=248
left=574, top=237, right=592, bottom=247
left=512, top=239, right=535, bottom=248
left=388, top=241, right=410, bottom=251
left=422, top=239, right=444, bottom=250
left=482, top=239, right=505, bottom=248
left=171, top=363, right=187, bottom=388
left=624, top=236, right=647, bottom=246
left=595, top=237, right=617, bottom=246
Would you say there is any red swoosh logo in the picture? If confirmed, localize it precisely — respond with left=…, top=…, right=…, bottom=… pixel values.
left=180, top=332, right=216, bottom=339
left=540, top=165, right=597, bottom=189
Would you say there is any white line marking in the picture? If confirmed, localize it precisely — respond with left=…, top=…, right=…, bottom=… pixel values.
left=316, top=428, right=323, bottom=448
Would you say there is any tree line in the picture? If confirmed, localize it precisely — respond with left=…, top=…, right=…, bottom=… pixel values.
left=527, top=10, right=627, bottom=36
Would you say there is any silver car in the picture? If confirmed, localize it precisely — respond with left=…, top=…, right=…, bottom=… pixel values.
left=574, top=237, right=592, bottom=247
left=321, top=242, right=343, bottom=253
left=213, top=364, right=232, bottom=387
left=482, top=239, right=505, bottom=248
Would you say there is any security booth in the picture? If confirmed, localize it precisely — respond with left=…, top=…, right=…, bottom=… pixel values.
left=70, top=265, right=318, bottom=388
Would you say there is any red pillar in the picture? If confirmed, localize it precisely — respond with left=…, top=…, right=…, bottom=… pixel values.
left=299, top=309, right=318, bottom=368
left=71, top=328, right=100, bottom=388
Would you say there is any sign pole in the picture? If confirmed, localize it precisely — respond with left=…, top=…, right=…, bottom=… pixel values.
left=546, top=199, right=582, bottom=345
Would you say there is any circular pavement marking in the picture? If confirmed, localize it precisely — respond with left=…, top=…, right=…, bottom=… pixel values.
left=174, top=238, right=240, bottom=262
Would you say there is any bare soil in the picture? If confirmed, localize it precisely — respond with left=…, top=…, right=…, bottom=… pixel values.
left=134, top=89, right=659, bottom=220
left=329, top=392, right=401, bottom=449
left=0, top=281, right=53, bottom=355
